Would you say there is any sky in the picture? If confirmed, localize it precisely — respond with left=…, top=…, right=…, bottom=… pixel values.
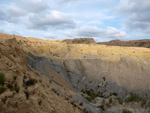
left=0, top=0, right=150, bottom=42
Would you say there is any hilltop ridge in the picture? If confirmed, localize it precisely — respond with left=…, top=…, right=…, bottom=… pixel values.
left=98, top=39, right=150, bottom=48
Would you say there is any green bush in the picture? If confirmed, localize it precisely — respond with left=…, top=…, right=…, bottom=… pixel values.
left=0, top=73, right=5, bottom=86
left=117, top=97, right=123, bottom=104
left=103, top=77, right=106, bottom=81
left=122, top=109, right=132, bottom=113
left=97, top=105, right=105, bottom=111
left=7, top=83, right=13, bottom=90
left=14, top=84, right=19, bottom=93
left=82, top=89, right=99, bottom=101
left=24, top=90, right=29, bottom=99
left=13, top=75, right=17, bottom=80
left=23, top=75, right=27, bottom=79
left=141, top=99, right=147, bottom=107
left=125, top=93, right=142, bottom=103
left=109, top=98, right=113, bottom=103
left=0, top=86, right=6, bottom=94
left=112, top=92, right=118, bottom=96
left=106, top=102, right=111, bottom=108
left=25, top=78, right=36, bottom=86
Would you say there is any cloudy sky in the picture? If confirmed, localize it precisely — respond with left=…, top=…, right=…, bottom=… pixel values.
left=0, top=0, right=150, bottom=42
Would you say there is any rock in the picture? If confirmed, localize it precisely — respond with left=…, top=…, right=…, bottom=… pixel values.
left=62, top=38, right=96, bottom=44
left=98, top=39, right=150, bottom=48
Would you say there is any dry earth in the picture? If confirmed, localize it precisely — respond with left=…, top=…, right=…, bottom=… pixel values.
left=0, top=33, right=150, bottom=113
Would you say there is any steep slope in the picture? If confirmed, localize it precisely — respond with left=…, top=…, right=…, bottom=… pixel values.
left=0, top=35, right=84, bottom=113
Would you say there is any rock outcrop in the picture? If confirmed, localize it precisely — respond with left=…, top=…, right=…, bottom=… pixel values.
left=62, top=38, right=96, bottom=44
left=98, top=39, right=150, bottom=48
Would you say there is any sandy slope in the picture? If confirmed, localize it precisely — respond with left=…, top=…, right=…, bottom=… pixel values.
left=0, top=35, right=83, bottom=113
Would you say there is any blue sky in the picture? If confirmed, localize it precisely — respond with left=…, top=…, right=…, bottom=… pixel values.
left=0, top=0, right=150, bottom=42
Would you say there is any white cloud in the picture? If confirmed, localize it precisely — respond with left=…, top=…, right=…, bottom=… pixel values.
left=76, top=26, right=102, bottom=37
left=64, top=31, right=73, bottom=37
left=12, top=0, right=48, bottom=12
left=77, top=26, right=127, bottom=38
left=117, top=0, right=150, bottom=34
left=0, top=0, right=146, bottom=41
left=26, top=10, right=75, bottom=30
left=43, top=33, right=56, bottom=39
left=64, top=26, right=128, bottom=40
left=105, top=27, right=126, bottom=38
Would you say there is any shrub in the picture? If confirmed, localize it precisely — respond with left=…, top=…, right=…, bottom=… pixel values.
left=141, top=99, right=147, bottom=107
left=117, top=97, right=123, bottom=104
left=97, top=105, right=105, bottom=111
left=102, top=99, right=105, bottom=105
left=109, top=98, right=113, bottom=103
left=13, top=75, right=17, bottom=80
left=0, top=86, right=6, bottom=94
left=125, top=93, right=142, bottom=103
left=25, top=78, right=36, bottom=86
left=103, top=77, right=106, bottom=81
left=106, top=102, right=111, bottom=108
left=122, top=109, right=132, bottom=113
left=24, top=90, right=29, bottom=99
left=0, top=73, right=4, bottom=86
left=23, top=75, right=27, bottom=79
left=14, top=84, right=19, bottom=93
left=7, top=83, right=13, bottom=90
left=112, top=92, right=118, bottom=96
left=82, top=89, right=99, bottom=101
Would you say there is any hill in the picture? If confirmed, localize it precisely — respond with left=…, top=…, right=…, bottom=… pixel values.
left=0, top=33, right=150, bottom=113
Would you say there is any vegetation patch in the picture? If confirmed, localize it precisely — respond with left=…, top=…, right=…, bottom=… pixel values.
left=14, top=84, right=20, bottom=93
left=25, top=78, right=36, bottom=86
left=13, top=75, right=17, bottom=80
left=7, top=83, right=13, bottom=90
left=81, top=89, right=99, bottom=101
left=97, top=105, right=105, bottom=111
left=125, top=93, right=143, bottom=103
left=141, top=98, right=147, bottom=107
left=0, top=86, right=6, bottom=94
left=109, top=98, right=113, bottom=103
left=0, top=73, right=5, bottom=86
left=117, top=97, right=123, bottom=104
left=122, top=109, right=132, bottom=113
left=24, top=90, right=29, bottom=99
left=112, top=92, right=118, bottom=96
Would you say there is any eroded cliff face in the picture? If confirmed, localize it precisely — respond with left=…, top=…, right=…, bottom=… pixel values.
left=1, top=33, right=150, bottom=113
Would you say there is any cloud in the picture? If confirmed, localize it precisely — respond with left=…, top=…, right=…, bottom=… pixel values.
left=64, top=26, right=127, bottom=40
left=76, top=26, right=102, bottom=37
left=0, top=0, right=76, bottom=30
left=117, top=0, right=150, bottom=34
left=0, top=9, right=5, bottom=20
left=12, top=0, right=48, bottom=12
left=77, top=26, right=127, bottom=38
left=0, top=0, right=48, bottom=23
left=43, top=33, right=56, bottom=39
left=64, top=31, right=73, bottom=37
left=26, top=10, right=75, bottom=30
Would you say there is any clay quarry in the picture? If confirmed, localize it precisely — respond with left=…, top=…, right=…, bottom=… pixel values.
left=0, top=33, right=150, bottom=113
